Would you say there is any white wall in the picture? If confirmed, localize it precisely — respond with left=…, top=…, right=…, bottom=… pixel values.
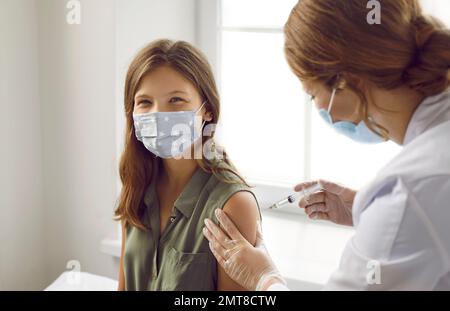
left=38, top=0, right=118, bottom=286
left=0, top=0, right=45, bottom=290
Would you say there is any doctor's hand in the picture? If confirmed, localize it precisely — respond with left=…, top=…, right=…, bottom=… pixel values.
left=203, top=209, right=286, bottom=291
left=295, top=180, right=356, bottom=226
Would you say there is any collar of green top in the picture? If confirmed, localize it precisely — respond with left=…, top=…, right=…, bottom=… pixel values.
left=143, top=156, right=211, bottom=218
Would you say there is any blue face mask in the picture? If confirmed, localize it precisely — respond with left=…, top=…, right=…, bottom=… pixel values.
left=318, top=88, right=386, bottom=144
left=133, top=102, right=206, bottom=158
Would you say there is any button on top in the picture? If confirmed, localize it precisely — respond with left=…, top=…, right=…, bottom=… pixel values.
left=170, top=216, right=176, bottom=223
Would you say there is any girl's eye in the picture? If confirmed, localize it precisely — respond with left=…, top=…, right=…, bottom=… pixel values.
left=309, top=95, right=316, bottom=102
left=137, top=100, right=152, bottom=106
left=169, top=97, right=185, bottom=103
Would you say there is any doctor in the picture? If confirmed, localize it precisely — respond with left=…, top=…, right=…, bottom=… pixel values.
left=203, top=0, right=450, bottom=290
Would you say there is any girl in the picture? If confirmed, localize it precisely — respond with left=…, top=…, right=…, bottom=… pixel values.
left=114, top=39, right=260, bottom=291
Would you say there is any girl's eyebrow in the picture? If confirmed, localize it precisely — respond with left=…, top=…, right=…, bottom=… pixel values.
left=165, top=90, right=188, bottom=96
left=135, top=94, right=151, bottom=100
left=134, top=90, right=189, bottom=100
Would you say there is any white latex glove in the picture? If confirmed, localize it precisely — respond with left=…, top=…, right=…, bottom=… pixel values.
left=295, top=180, right=356, bottom=226
left=203, top=209, right=286, bottom=291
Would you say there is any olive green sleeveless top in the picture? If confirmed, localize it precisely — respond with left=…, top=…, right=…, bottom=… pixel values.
left=123, top=157, right=260, bottom=291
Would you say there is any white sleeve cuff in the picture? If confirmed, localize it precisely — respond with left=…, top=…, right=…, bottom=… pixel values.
left=266, top=282, right=290, bottom=291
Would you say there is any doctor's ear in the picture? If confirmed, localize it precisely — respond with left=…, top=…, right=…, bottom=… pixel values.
left=332, top=75, right=346, bottom=90
left=339, top=73, right=368, bottom=91
left=200, top=100, right=214, bottom=122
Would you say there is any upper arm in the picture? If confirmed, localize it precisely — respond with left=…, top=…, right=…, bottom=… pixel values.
left=217, top=191, right=260, bottom=291
left=118, top=220, right=126, bottom=291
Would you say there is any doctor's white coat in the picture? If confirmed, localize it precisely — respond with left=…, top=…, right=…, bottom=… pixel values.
left=271, top=90, right=450, bottom=291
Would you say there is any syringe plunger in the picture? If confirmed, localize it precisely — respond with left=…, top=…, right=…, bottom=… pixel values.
left=268, top=183, right=322, bottom=209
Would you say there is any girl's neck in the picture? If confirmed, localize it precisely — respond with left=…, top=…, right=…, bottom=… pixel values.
left=159, top=157, right=198, bottom=190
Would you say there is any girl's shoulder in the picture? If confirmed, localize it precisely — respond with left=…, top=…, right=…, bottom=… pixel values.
left=205, top=167, right=259, bottom=214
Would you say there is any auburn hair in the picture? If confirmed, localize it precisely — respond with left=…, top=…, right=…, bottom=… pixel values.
left=114, top=39, right=248, bottom=230
left=284, top=0, right=450, bottom=136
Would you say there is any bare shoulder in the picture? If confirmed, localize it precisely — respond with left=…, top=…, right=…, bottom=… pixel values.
left=222, top=191, right=260, bottom=246
left=217, top=190, right=260, bottom=290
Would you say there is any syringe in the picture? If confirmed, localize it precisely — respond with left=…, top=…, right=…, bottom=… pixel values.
left=268, top=183, right=322, bottom=209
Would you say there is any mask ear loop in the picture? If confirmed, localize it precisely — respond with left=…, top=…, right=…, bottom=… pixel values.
left=327, top=88, right=337, bottom=123
left=195, top=101, right=208, bottom=137
left=195, top=101, right=207, bottom=114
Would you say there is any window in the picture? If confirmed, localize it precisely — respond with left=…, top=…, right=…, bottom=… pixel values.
left=220, top=3, right=306, bottom=187
left=217, top=0, right=310, bottom=193
left=198, top=0, right=450, bottom=210
left=421, top=0, right=450, bottom=26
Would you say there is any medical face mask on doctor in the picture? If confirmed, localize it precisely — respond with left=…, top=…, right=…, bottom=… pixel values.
left=133, top=102, right=206, bottom=158
left=317, top=88, right=385, bottom=144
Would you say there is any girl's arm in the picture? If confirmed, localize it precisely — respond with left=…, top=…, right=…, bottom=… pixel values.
left=217, top=191, right=260, bottom=291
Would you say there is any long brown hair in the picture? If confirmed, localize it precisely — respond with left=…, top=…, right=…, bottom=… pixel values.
left=284, top=0, right=450, bottom=137
left=114, top=39, right=248, bottom=230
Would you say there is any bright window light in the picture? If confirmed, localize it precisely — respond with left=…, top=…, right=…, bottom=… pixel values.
left=222, top=0, right=297, bottom=28
left=421, top=0, right=450, bottom=26
left=310, top=111, right=401, bottom=189
left=217, top=0, right=449, bottom=190
left=219, top=0, right=398, bottom=189
left=220, top=30, right=306, bottom=185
